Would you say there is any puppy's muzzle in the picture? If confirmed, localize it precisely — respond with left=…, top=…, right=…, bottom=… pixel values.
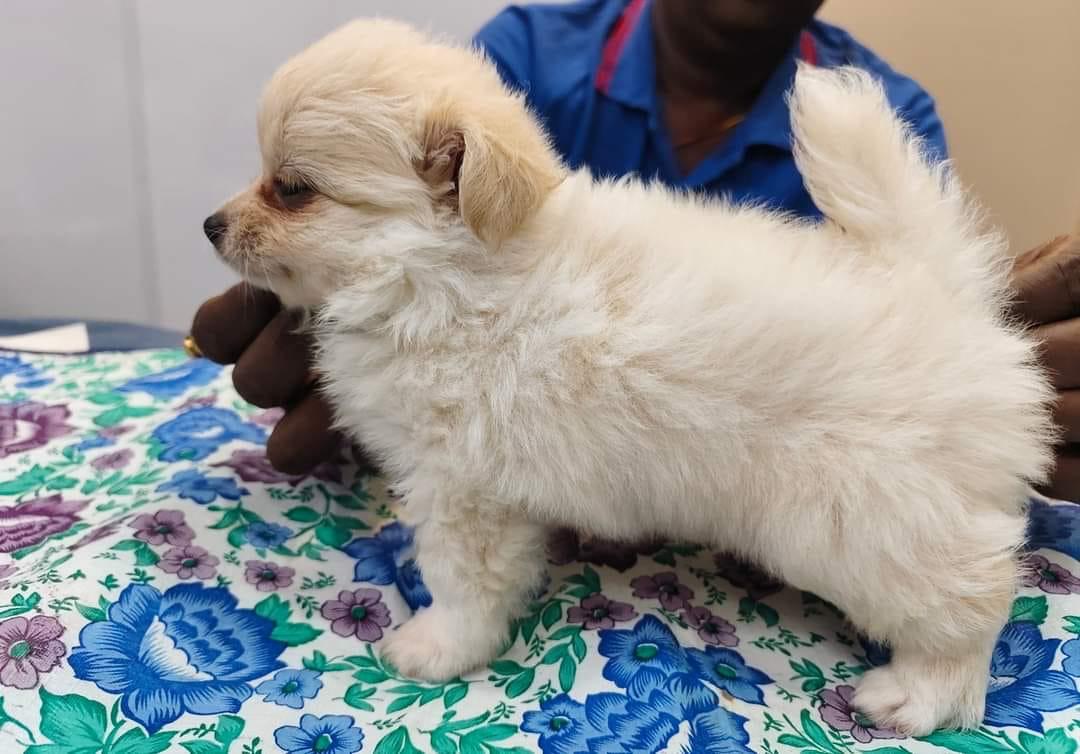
left=203, top=212, right=228, bottom=249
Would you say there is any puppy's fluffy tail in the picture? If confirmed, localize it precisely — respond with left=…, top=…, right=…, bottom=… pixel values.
left=790, top=64, right=1008, bottom=303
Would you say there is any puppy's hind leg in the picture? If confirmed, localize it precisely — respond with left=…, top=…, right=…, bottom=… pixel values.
left=380, top=484, right=547, bottom=682
left=849, top=512, right=1023, bottom=735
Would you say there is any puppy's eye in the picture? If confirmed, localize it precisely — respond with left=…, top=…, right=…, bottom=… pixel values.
left=272, top=177, right=316, bottom=208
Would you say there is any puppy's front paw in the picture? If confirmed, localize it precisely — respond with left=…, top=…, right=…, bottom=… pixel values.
left=381, top=607, right=504, bottom=682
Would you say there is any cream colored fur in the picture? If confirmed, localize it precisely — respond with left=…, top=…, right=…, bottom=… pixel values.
left=209, top=19, right=1055, bottom=735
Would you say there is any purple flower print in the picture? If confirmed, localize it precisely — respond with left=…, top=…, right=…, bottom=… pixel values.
left=0, top=402, right=75, bottom=458
left=130, top=510, right=195, bottom=547
left=545, top=528, right=662, bottom=571
left=213, top=449, right=304, bottom=485
left=682, top=606, right=738, bottom=647
left=567, top=594, right=637, bottom=630
left=158, top=545, right=219, bottom=580
left=245, top=560, right=296, bottom=592
left=98, top=425, right=131, bottom=439
left=713, top=554, right=784, bottom=601
left=0, top=615, right=66, bottom=689
left=69, top=517, right=130, bottom=551
left=178, top=394, right=218, bottom=410
left=0, top=495, right=89, bottom=554
left=819, top=685, right=900, bottom=744
left=0, top=563, right=17, bottom=586
left=90, top=448, right=134, bottom=471
left=1022, top=554, right=1080, bottom=595
left=631, top=572, right=694, bottom=611
left=321, top=589, right=391, bottom=641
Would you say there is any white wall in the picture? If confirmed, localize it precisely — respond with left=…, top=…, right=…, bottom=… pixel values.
left=0, top=0, right=508, bottom=329
left=821, top=0, right=1080, bottom=253
left=3, top=1, right=1078, bottom=329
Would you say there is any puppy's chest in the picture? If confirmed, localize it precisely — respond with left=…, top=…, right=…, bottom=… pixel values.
left=315, top=331, right=493, bottom=443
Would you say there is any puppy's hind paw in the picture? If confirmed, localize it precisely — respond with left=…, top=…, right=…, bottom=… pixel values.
left=853, top=663, right=985, bottom=737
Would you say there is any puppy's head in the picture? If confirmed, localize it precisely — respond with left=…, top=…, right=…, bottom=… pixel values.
left=205, top=19, right=564, bottom=309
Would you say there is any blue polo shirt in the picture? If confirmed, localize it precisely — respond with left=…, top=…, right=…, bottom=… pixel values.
left=474, top=0, right=948, bottom=218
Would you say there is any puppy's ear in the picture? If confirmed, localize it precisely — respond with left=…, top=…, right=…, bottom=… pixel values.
left=421, top=100, right=563, bottom=245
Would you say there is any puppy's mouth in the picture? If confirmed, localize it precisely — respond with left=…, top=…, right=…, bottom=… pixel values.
left=203, top=227, right=293, bottom=294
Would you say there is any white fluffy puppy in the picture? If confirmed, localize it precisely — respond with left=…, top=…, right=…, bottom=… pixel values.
left=205, top=19, right=1054, bottom=734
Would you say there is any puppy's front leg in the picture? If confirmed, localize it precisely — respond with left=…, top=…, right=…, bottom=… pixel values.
left=380, top=489, right=546, bottom=682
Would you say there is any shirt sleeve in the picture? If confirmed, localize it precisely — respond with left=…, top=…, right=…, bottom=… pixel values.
left=473, top=7, right=536, bottom=95
left=901, top=88, right=949, bottom=163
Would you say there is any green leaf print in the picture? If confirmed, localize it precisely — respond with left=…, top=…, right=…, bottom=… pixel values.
left=36, top=688, right=107, bottom=751
left=799, top=710, right=842, bottom=754
left=540, top=600, right=562, bottom=630
left=558, top=655, right=576, bottom=692
left=386, top=694, right=421, bottom=713
left=505, top=668, right=535, bottom=698
left=269, top=622, right=322, bottom=646
left=919, top=729, right=1015, bottom=754
left=284, top=506, right=321, bottom=523
left=254, top=593, right=292, bottom=624
left=0, top=464, right=54, bottom=495
left=110, top=728, right=177, bottom=754
left=75, top=601, right=108, bottom=622
left=94, top=404, right=157, bottom=428
left=86, top=392, right=126, bottom=405
left=1010, top=596, right=1049, bottom=625
left=0, top=592, right=42, bottom=619
left=227, top=525, right=248, bottom=549
left=373, top=726, right=424, bottom=754
left=1019, top=729, right=1078, bottom=754
left=444, top=683, right=469, bottom=708
left=214, top=715, right=245, bottom=746
left=314, top=521, right=351, bottom=549
left=344, top=684, right=377, bottom=712
left=180, top=742, right=226, bottom=754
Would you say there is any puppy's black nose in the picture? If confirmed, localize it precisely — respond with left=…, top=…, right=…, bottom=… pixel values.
left=203, top=212, right=228, bottom=247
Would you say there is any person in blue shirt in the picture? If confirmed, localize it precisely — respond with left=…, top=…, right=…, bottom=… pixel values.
left=474, top=0, right=944, bottom=219
left=193, top=0, right=1080, bottom=501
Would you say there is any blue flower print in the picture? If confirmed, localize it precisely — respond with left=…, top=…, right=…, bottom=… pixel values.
left=582, top=691, right=681, bottom=754
left=343, top=522, right=432, bottom=612
left=157, top=468, right=248, bottom=505
left=686, top=645, right=773, bottom=704
left=685, top=706, right=754, bottom=754
left=274, top=714, right=364, bottom=754
left=1063, top=637, right=1080, bottom=676
left=394, top=559, right=431, bottom=611
left=857, top=634, right=892, bottom=667
left=597, top=615, right=689, bottom=698
left=659, top=672, right=719, bottom=718
left=256, top=668, right=323, bottom=709
left=71, top=433, right=115, bottom=452
left=246, top=522, right=294, bottom=549
left=1027, top=498, right=1080, bottom=561
left=118, top=358, right=220, bottom=400
left=151, top=407, right=265, bottom=462
left=985, top=621, right=1080, bottom=730
left=0, top=354, right=50, bottom=389
left=69, top=582, right=286, bottom=733
left=521, top=694, right=591, bottom=754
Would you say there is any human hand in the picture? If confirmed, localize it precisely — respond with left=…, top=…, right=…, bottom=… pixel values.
left=1011, top=231, right=1080, bottom=501
left=191, top=283, right=342, bottom=474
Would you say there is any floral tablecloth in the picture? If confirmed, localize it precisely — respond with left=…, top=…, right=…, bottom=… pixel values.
left=0, top=349, right=1078, bottom=754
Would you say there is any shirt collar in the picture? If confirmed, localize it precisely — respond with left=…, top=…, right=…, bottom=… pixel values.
left=597, top=0, right=656, bottom=112
left=597, top=0, right=812, bottom=152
